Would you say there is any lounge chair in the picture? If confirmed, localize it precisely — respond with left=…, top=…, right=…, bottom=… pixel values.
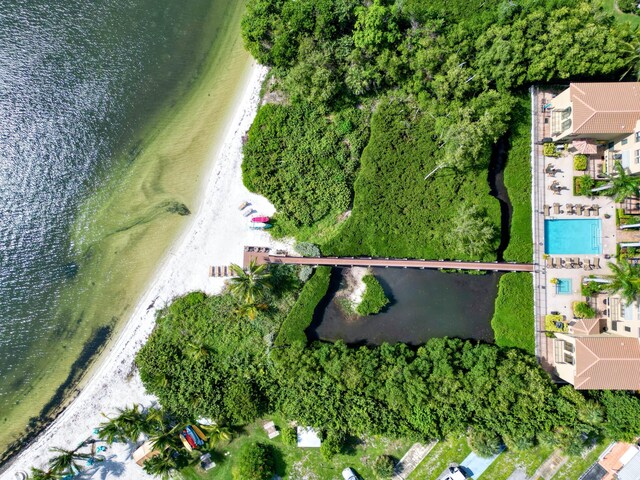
left=594, top=257, right=601, bottom=269
left=575, top=204, right=584, bottom=215
left=583, top=258, right=592, bottom=270
left=584, top=207, right=591, bottom=217
left=560, top=258, right=567, bottom=268
left=592, top=204, right=600, bottom=216
left=566, top=203, right=575, bottom=215
left=553, top=203, right=561, bottom=215
left=544, top=204, right=551, bottom=216
left=546, top=257, right=554, bottom=268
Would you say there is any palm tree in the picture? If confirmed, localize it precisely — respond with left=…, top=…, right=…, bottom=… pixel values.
left=48, top=447, right=92, bottom=476
left=199, top=422, right=231, bottom=449
left=592, top=161, right=640, bottom=202
left=228, top=260, right=272, bottom=305
left=98, top=404, right=150, bottom=443
left=29, top=468, right=61, bottom=480
left=620, top=25, right=640, bottom=80
left=142, top=451, right=180, bottom=479
left=233, top=301, right=268, bottom=320
left=606, top=258, right=640, bottom=305
left=185, top=341, right=211, bottom=360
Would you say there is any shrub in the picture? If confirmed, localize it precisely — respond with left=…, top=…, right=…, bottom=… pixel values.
left=371, top=455, right=395, bottom=478
left=356, top=274, right=389, bottom=316
left=491, top=273, right=535, bottom=354
left=543, top=143, right=560, bottom=157
left=574, top=175, right=595, bottom=196
left=294, top=242, right=321, bottom=257
left=545, top=314, right=567, bottom=332
left=232, top=442, right=276, bottom=480
left=320, top=430, right=344, bottom=459
left=280, top=426, right=297, bottom=446
left=573, top=154, right=588, bottom=171
left=618, top=0, right=639, bottom=14
left=581, top=281, right=606, bottom=297
left=275, top=267, right=331, bottom=345
left=298, top=265, right=313, bottom=282
left=573, top=301, right=595, bottom=319
left=468, top=427, right=502, bottom=457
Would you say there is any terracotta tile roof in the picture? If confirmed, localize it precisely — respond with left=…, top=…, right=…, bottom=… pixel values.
left=574, top=336, right=640, bottom=390
left=571, top=318, right=603, bottom=336
left=570, top=83, right=640, bottom=135
left=599, top=443, right=637, bottom=475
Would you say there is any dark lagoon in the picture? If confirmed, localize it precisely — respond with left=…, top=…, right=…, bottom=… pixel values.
left=307, top=267, right=501, bottom=345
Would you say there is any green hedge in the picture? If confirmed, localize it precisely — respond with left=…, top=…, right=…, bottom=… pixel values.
left=491, top=273, right=534, bottom=354
left=503, top=98, right=533, bottom=263
left=356, top=274, right=389, bottom=316
left=573, top=154, right=588, bottom=171
left=275, top=267, right=331, bottom=345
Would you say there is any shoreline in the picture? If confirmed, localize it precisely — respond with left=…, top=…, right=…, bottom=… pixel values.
left=0, top=61, right=286, bottom=479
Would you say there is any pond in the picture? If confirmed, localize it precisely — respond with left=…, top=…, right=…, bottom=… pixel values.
left=306, top=267, right=501, bottom=345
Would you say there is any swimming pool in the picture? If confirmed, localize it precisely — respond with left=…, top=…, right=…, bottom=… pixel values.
left=556, top=278, right=572, bottom=294
left=544, top=219, right=602, bottom=255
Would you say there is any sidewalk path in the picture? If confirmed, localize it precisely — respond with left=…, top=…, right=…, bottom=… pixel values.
left=392, top=441, right=438, bottom=480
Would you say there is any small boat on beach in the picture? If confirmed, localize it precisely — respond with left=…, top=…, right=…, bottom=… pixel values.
left=180, top=433, right=193, bottom=452
left=191, top=424, right=208, bottom=442
left=250, top=223, right=272, bottom=230
left=251, top=216, right=270, bottom=223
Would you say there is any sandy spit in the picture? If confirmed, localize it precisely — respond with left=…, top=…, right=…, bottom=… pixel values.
left=1, top=62, right=289, bottom=480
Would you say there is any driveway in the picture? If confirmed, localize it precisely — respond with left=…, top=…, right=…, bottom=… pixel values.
left=459, top=448, right=504, bottom=479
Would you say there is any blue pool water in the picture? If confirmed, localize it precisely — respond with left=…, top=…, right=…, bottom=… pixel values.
left=545, top=219, right=602, bottom=254
left=556, top=278, right=572, bottom=294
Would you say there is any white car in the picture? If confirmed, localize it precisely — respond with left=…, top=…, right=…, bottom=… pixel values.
left=444, top=466, right=466, bottom=480
left=342, top=467, right=358, bottom=480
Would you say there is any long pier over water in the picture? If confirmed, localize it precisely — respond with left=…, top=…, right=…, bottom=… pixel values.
left=242, top=246, right=533, bottom=272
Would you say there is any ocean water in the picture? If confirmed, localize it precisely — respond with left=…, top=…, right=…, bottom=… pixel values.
left=0, top=0, right=247, bottom=457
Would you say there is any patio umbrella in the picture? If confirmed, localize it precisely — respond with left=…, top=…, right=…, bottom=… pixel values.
left=572, top=140, right=598, bottom=155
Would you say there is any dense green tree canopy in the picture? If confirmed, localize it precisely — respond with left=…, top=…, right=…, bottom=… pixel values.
left=137, top=291, right=640, bottom=457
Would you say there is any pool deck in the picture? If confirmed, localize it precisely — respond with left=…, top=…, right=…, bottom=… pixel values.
left=532, top=86, right=617, bottom=372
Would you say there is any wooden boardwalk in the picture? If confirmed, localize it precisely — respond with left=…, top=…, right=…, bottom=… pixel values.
left=243, top=247, right=533, bottom=272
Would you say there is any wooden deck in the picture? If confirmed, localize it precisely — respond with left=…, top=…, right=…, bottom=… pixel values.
left=242, top=247, right=534, bottom=272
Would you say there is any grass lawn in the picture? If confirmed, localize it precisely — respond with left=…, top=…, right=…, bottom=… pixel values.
left=479, top=444, right=555, bottom=479
left=491, top=272, right=535, bottom=354
left=553, top=441, right=613, bottom=480
left=503, top=97, right=532, bottom=263
left=181, top=414, right=414, bottom=479
left=408, top=435, right=471, bottom=480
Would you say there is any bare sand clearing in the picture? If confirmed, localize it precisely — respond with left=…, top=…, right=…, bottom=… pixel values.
left=1, top=62, right=288, bottom=479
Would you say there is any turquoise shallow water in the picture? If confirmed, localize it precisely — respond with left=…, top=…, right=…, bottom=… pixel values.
left=544, top=219, right=602, bottom=255
left=0, top=0, right=235, bottom=455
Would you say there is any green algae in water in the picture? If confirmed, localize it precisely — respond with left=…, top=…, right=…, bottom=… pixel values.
left=0, top=0, right=251, bottom=457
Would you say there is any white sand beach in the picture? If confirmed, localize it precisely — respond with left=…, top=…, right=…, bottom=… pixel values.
left=1, top=61, right=287, bottom=480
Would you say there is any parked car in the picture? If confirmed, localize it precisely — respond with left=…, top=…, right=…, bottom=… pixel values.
left=342, top=467, right=358, bottom=480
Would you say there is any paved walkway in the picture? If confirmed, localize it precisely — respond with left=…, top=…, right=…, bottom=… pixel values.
left=391, top=441, right=438, bottom=480
left=531, top=449, right=567, bottom=480
left=244, top=247, right=534, bottom=272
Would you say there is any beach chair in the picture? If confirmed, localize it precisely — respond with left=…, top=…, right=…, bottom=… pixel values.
left=546, top=257, right=553, bottom=268
left=594, top=257, right=601, bottom=269
left=544, top=204, right=551, bottom=216
left=592, top=204, right=600, bottom=216
left=217, top=266, right=222, bottom=277
left=553, top=203, right=561, bottom=215
left=559, top=258, right=567, bottom=268
left=584, top=207, right=591, bottom=217
left=575, top=204, right=584, bottom=215
left=566, top=203, right=575, bottom=215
